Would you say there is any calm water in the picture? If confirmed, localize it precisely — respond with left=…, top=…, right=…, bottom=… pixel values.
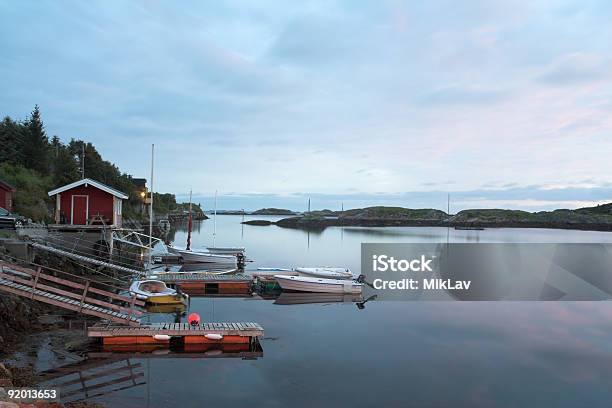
left=50, top=216, right=612, bottom=407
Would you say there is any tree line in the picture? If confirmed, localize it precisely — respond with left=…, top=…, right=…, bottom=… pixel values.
left=0, top=106, right=199, bottom=221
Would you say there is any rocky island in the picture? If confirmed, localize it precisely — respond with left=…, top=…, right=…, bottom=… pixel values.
left=243, top=204, right=612, bottom=232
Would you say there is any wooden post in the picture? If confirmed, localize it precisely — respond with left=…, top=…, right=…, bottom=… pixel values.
left=30, top=267, right=42, bottom=299
left=107, top=229, right=114, bottom=262
left=79, top=280, right=90, bottom=312
left=126, top=294, right=138, bottom=323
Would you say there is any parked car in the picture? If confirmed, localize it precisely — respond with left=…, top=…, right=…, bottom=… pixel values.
left=0, top=207, right=27, bottom=229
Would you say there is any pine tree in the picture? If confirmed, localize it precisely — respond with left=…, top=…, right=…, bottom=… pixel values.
left=21, top=105, right=49, bottom=174
left=0, top=116, right=22, bottom=164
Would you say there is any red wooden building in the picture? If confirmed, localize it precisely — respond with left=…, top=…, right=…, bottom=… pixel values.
left=47, top=178, right=128, bottom=227
left=0, top=179, right=16, bottom=211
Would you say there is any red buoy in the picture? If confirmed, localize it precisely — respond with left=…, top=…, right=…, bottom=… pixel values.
left=188, top=312, right=201, bottom=326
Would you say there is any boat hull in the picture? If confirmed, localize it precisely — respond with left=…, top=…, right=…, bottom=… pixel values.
left=275, top=275, right=362, bottom=294
left=206, top=246, right=245, bottom=255
left=296, top=267, right=353, bottom=279
left=145, top=294, right=187, bottom=305
left=178, top=249, right=237, bottom=265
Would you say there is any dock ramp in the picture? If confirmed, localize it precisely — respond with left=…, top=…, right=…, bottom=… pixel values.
left=0, top=261, right=142, bottom=326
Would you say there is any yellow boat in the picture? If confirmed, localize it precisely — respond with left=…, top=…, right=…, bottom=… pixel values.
left=146, top=303, right=187, bottom=314
left=129, top=279, right=188, bottom=305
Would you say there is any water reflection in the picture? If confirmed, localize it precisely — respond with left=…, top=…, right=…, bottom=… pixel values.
left=43, top=216, right=612, bottom=407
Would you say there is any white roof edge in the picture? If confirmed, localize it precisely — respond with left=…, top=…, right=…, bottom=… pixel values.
left=48, top=178, right=129, bottom=199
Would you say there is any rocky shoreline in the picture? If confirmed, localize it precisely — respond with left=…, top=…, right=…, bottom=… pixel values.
left=270, top=217, right=612, bottom=231
left=242, top=204, right=612, bottom=232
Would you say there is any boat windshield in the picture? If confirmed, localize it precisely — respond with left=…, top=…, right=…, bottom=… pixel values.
left=140, top=281, right=167, bottom=293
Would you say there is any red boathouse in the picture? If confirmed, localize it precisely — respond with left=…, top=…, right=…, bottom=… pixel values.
left=0, top=180, right=16, bottom=211
left=48, top=178, right=128, bottom=227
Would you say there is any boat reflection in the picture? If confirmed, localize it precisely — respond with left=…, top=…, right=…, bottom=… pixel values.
left=145, top=303, right=187, bottom=315
left=273, top=292, right=368, bottom=305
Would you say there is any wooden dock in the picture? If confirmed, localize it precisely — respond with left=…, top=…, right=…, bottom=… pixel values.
left=151, top=273, right=253, bottom=296
left=88, top=322, right=264, bottom=346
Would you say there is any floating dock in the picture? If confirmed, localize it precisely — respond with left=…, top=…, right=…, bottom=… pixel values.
left=151, top=273, right=253, bottom=296
left=88, top=322, right=264, bottom=346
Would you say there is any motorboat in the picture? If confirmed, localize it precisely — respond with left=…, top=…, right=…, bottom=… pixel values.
left=206, top=246, right=246, bottom=255
left=177, top=248, right=237, bottom=265
left=168, top=245, right=237, bottom=265
left=295, top=267, right=353, bottom=279
left=274, top=275, right=362, bottom=294
left=257, top=266, right=352, bottom=279
left=129, top=279, right=188, bottom=305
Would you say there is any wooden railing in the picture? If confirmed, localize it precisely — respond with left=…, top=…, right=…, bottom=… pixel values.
left=0, top=261, right=144, bottom=325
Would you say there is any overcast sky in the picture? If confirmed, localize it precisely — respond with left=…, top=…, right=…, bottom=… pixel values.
left=2, top=1, right=612, bottom=211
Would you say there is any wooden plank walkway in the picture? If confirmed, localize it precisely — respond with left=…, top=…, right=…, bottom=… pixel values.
left=152, top=273, right=253, bottom=296
left=151, top=273, right=253, bottom=282
left=0, top=261, right=143, bottom=326
left=88, top=322, right=264, bottom=345
left=0, top=277, right=140, bottom=325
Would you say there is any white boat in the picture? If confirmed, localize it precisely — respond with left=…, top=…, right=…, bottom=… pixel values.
left=295, top=267, right=353, bottom=279
left=206, top=246, right=246, bottom=255
left=167, top=245, right=181, bottom=255
left=129, top=279, right=188, bottom=305
left=167, top=244, right=237, bottom=265
left=176, top=248, right=237, bottom=265
left=274, top=275, right=362, bottom=294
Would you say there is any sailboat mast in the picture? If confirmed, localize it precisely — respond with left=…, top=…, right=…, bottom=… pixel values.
left=186, top=189, right=193, bottom=250
left=213, top=190, right=217, bottom=247
left=148, top=144, right=154, bottom=268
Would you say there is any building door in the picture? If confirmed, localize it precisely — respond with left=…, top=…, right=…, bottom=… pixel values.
left=71, top=195, right=88, bottom=225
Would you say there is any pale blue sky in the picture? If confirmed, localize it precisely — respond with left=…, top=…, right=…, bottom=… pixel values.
left=1, top=1, right=612, bottom=211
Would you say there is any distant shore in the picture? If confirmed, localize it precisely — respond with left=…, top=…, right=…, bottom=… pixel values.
left=241, top=205, right=612, bottom=232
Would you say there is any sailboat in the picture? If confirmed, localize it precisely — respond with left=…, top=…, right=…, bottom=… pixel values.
left=205, top=190, right=248, bottom=257
left=206, top=246, right=246, bottom=255
left=170, top=190, right=237, bottom=266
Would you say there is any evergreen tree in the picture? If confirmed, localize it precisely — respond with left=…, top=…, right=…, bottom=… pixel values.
left=0, top=116, right=23, bottom=164
left=21, top=105, right=49, bottom=173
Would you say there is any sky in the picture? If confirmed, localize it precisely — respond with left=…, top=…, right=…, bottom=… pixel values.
left=1, top=0, right=612, bottom=212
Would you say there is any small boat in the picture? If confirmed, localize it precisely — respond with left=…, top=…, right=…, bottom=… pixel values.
left=173, top=247, right=237, bottom=265
left=256, top=267, right=293, bottom=272
left=129, top=279, right=188, bottom=305
left=206, top=246, right=246, bottom=255
left=275, top=275, right=362, bottom=294
left=296, top=267, right=353, bottom=279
